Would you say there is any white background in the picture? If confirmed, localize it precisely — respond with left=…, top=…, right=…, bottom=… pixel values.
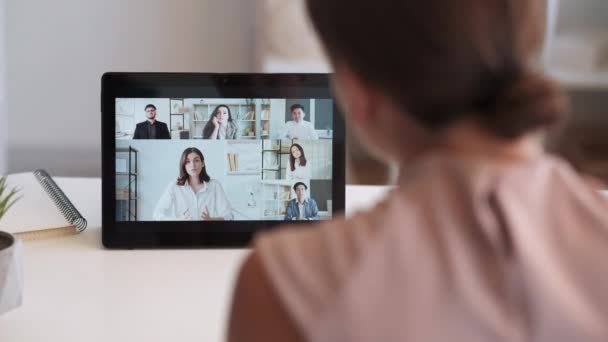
left=0, top=0, right=6, bottom=174
left=5, top=0, right=256, bottom=176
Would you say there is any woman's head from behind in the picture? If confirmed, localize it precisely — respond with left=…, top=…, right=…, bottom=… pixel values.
left=306, top=0, right=567, bottom=162
left=177, top=147, right=211, bottom=185
left=289, top=143, right=307, bottom=171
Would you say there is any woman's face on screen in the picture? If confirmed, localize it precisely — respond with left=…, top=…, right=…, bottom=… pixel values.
left=217, top=106, right=229, bottom=124
left=291, top=146, right=302, bottom=159
left=185, top=152, right=204, bottom=177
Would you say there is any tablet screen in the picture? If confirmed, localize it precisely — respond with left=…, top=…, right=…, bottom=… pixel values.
left=114, top=98, right=335, bottom=222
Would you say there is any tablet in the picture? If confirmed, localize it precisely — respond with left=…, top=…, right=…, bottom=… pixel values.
left=101, top=73, right=345, bottom=248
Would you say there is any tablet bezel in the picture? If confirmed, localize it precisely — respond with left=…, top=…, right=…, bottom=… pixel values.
left=101, top=73, right=345, bottom=248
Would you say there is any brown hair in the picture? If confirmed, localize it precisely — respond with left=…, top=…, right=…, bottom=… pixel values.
left=290, top=104, right=305, bottom=113
left=177, top=147, right=211, bottom=185
left=203, top=105, right=234, bottom=139
left=289, top=143, right=307, bottom=171
left=293, top=182, right=308, bottom=191
left=306, top=0, right=568, bottom=139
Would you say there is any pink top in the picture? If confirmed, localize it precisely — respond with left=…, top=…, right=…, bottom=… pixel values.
left=255, top=154, right=608, bottom=341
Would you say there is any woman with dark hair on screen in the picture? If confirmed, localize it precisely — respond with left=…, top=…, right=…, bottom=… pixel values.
left=285, top=143, right=311, bottom=180
left=228, top=0, right=608, bottom=341
left=153, top=147, right=233, bottom=220
left=202, top=105, right=239, bottom=139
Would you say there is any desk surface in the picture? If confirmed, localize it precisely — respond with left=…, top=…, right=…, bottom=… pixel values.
left=0, top=178, right=390, bottom=342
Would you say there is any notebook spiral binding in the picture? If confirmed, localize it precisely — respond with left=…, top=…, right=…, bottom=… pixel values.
left=33, top=169, right=87, bottom=232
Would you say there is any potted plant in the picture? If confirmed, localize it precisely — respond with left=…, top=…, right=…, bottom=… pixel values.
left=0, top=176, right=22, bottom=315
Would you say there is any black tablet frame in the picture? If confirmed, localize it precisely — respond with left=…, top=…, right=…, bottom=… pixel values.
left=101, top=73, right=345, bottom=248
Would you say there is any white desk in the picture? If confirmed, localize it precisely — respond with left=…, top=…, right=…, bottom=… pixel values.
left=0, top=178, right=390, bottom=342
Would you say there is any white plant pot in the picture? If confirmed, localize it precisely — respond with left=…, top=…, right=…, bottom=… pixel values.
left=0, top=232, right=23, bottom=315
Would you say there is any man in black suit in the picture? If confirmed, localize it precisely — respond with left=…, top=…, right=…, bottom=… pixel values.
left=133, top=104, right=171, bottom=139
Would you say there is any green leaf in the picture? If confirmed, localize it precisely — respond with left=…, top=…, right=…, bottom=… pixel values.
left=0, top=177, right=6, bottom=198
left=0, top=192, right=15, bottom=216
left=0, top=177, right=20, bottom=221
left=1, top=195, right=20, bottom=218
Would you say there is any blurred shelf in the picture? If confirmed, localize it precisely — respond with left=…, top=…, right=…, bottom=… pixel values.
left=548, top=68, right=608, bottom=90
left=116, top=147, right=139, bottom=153
left=227, top=171, right=260, bottom=176
left=544, top=0, right=608, bottom=90
left=116, top=172, right=137, bottom=176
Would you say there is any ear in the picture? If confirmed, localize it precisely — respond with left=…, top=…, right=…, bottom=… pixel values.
left=331, top=64, right=376, bottom=124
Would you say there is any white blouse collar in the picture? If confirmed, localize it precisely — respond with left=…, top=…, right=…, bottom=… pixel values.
left=185, top=179, right=209, bottom=194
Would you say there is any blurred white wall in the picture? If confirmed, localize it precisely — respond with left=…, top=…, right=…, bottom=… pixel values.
left=253, top=0, right=328, bottom=72
left=0, top=0, right=6, bottom=175
left=557, top=0, right=608, bottom=30
left=5, top=0, right=256, bottom=176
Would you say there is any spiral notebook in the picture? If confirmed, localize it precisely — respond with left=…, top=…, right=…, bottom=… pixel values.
left=0, top=169, right=87, bottom=240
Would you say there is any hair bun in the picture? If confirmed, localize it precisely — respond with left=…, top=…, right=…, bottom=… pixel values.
left=480, top=71, right=569, bottom=139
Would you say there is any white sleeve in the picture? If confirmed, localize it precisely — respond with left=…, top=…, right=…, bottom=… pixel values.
left=285, top=163, right=293, bottom=180
left=308, top=121, right=319, bottom=139
left=289, top=163, right=310, bottom=180
left=153, top=183, right=177, bottom=220
left=302, top=163, right=312, bottom=180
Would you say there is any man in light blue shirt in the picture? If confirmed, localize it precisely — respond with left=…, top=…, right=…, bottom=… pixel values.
left=284, top=182, right=320, bottom=221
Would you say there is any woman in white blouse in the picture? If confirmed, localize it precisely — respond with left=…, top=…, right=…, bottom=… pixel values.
left=153, top=147, right=233, bottom=220
left=285, top=143, right=311, bottom=180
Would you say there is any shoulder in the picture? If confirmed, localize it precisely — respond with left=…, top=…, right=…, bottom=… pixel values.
left=165, top=180, right=180, bottom=190
left=250, top=186, right=450, bottom=334
left=206, top=179, right=225, bottom=190
left=228, top=252, right=303, bottom=341
left=252, top=212, right=381, bottom=335
left=135, top=121, right=145, bottom=127
left=161, top=181, right=181, bottom=195
left=157, top=121, right=168, bottom=127
left=228, top=122, right=239, bottom=135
